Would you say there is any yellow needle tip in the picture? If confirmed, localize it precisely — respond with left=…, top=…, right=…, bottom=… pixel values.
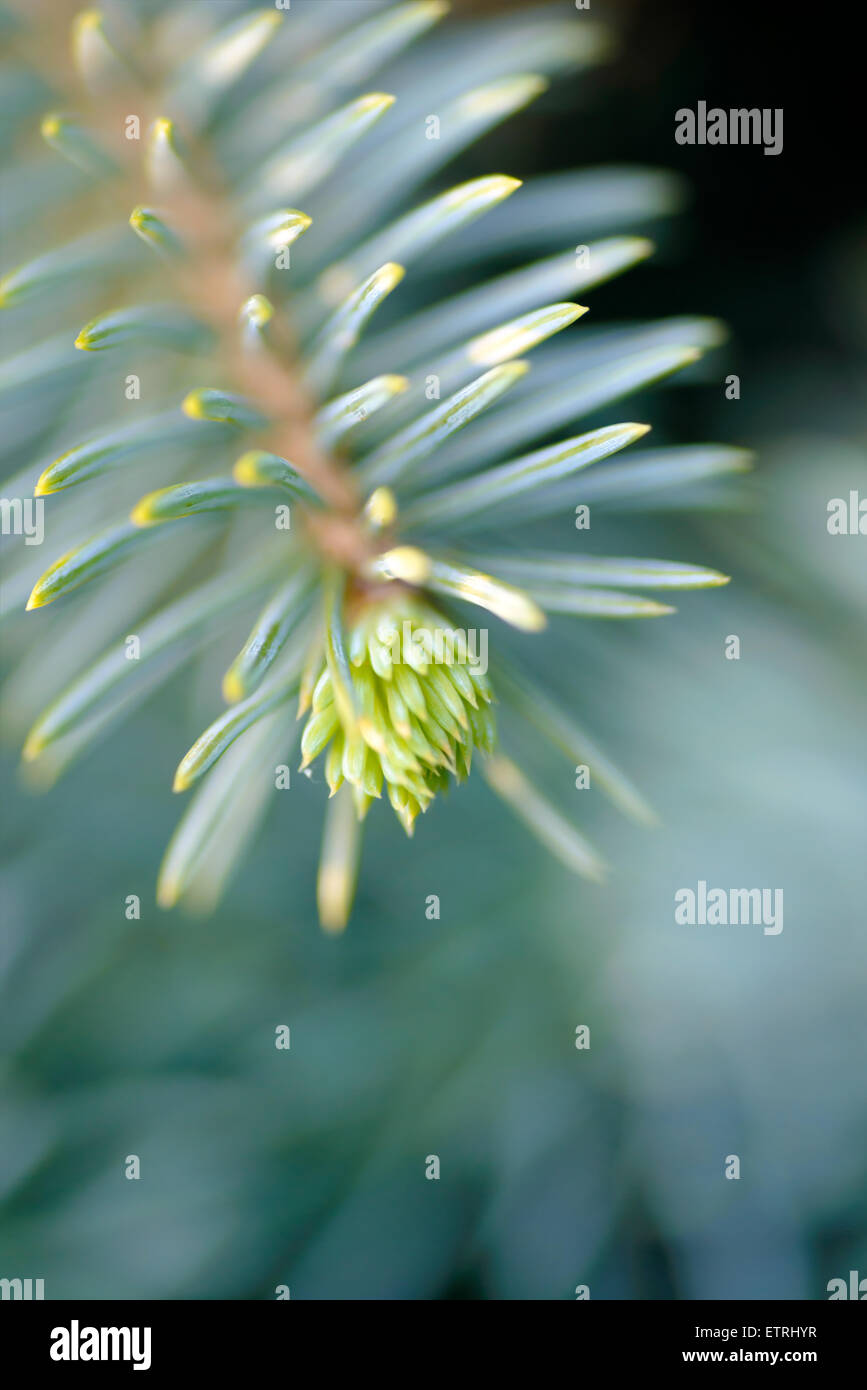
left=221, top=670, right=245, bottom=704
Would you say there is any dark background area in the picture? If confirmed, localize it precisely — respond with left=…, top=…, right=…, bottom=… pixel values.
left=496, top=0, right=865, bottom=446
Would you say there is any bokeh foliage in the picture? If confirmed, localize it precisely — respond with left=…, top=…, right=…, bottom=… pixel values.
left=1, top=0, right=865, bottom=1299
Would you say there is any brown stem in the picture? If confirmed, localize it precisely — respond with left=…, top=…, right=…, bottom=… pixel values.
left=20, top=2, right=363, bottom=522
left=152, top=180, right=359, bottom=515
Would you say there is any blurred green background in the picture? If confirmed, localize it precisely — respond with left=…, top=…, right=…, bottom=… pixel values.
left=1, top=0, right=865, bottom=1299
